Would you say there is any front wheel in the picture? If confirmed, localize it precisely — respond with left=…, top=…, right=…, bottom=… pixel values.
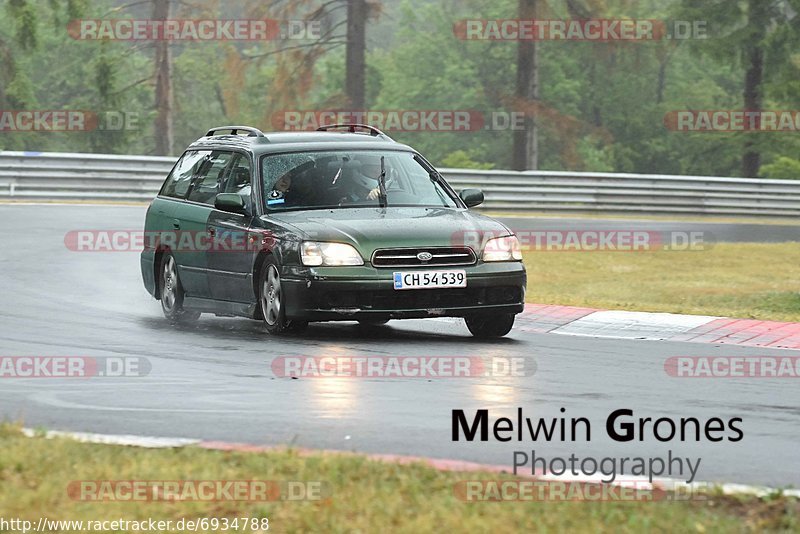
left=160, top=251, right=200, bottom=324
left=465, top=313, right=515, bottom=339
left=259, top=258, right=307, bottom=335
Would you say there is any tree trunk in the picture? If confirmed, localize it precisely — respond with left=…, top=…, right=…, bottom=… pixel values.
left=345, top=0, right=367, bottom=110
left=656, top=55, right=667, bottom=105
left=589, top=61, right=601, bottom=126
left=512, top=0, right=538, bottom=171
left=742, top=45, right=763, bottom=177
left=742, top=0, right=765, bottom=178
left=153, top=0, right=173, bottom=156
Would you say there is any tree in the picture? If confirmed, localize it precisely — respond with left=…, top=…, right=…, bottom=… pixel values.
left=741, top=0, right=767, bottom=178
left=512, top=0, right=539, bottom=170
left=152, top=0, right=174, bottom=156
left=679, top=0, right=800, bottom=177
left=0, top=0, right=87, bottom=150
left=345, top=0, right=368, bottom=109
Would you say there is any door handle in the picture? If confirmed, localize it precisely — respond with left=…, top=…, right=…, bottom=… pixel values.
left=207, top=227, right=216, bottom=237
left=172, top=219, right=181, bottom=230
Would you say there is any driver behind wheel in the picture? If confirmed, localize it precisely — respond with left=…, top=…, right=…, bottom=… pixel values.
left=339, top=155, right=389, bottom=203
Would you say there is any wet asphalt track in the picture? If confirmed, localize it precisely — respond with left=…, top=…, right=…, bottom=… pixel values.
left=0, top=204, right=799, bottom=488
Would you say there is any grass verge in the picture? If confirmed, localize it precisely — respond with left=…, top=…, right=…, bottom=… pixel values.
left=524, top=243, right=800, bottom=322
left=1, top=425, right=798, bottom=533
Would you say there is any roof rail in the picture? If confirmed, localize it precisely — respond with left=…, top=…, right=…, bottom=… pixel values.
left=205, top=126, right=265, bottom=137
left=316, top=123, right=394, bottom=141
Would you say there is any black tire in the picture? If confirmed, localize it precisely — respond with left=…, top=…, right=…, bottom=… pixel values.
left=258, top=256, right=307, bottom=335
left=358, top=318, right=390, bottom=326
left=465, top=313, right=515, bottom=338
left=159, top=251, right=200, bottom=324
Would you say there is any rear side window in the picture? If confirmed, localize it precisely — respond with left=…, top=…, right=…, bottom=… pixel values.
left=161, top=150, right=210, bottom=199
left=187, top=151, right=235, bottom=205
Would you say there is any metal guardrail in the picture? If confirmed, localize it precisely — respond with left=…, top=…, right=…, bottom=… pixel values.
left=1, top=151, right=799, bottom=216
left=0, top=151, right=175, bottom=202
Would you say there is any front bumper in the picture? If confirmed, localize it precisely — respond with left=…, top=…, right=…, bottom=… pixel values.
left=281, top=262, right=526, bottom=321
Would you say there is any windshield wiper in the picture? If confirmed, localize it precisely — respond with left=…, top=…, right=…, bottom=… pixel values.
left=378, top=156, right=388, bottom=208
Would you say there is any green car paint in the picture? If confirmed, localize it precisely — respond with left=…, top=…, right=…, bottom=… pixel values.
left=141, top=126, right=526, bottom=337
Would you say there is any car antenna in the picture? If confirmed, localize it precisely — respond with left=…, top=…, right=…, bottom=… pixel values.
left=378, top=156, right=388, bottom=208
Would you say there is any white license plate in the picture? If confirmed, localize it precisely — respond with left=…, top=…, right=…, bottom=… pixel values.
left=393, top=270, right=467, bottom=290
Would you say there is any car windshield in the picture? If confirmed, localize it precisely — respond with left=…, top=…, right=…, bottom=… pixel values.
left=261, top=150, right=459, bottom=211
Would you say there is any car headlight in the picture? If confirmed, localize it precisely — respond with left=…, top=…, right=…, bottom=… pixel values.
left=483, top=235, right=523, bottom=262
left=301, top=242, right=364, bottom=266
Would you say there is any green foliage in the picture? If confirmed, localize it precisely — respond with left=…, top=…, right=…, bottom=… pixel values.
left=7, top=0, right=38, bottom=50
left=762, top=157, right=800, bottom=180
left=0, top=0, right=798, bottom=179
left=439, top=150, right=494, bottom=169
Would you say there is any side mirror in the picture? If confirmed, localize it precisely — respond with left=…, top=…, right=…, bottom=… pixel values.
left=214, top=193, right=247, bottom=214
left=459, top=188, right=484, bottom=208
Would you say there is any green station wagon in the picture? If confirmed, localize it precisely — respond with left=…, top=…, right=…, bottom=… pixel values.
left=141, top=124, right=526, bottom=337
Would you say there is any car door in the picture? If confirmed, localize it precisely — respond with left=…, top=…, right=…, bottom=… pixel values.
left=150, top=149, right=210, bottom=248
left=207, top=153, right=259, bottom=303
left=172, top=150, right=236, bottom=300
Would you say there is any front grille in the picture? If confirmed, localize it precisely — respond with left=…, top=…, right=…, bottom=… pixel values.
left=371, top=247, right=477, bottom=267
left=320, top=286, right=522, bottom=311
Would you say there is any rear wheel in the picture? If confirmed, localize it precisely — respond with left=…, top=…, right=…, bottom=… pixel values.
left=465, top=313, right=515, bottom=338
left=259, top=258, right=307, bottom=335
left=160, top=251, right=200, bottom=324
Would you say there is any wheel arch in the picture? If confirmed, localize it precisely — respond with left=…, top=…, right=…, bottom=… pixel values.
left=252, top=246, right=289, bottom=300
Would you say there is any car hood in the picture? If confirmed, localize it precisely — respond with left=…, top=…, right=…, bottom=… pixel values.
left=265, top=207, right=511, bottom=257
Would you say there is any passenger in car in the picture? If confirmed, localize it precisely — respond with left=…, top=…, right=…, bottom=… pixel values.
left=267, top=164, right=315, bottom=208
left=267, top=173, right=293, bottom=206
